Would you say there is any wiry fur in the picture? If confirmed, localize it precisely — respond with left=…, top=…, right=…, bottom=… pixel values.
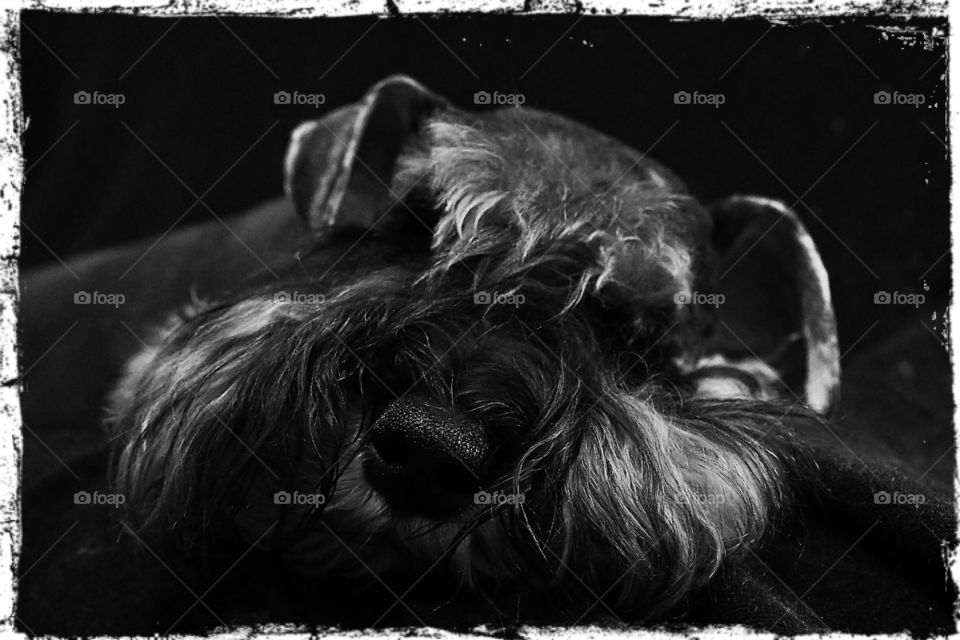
left=395, top=114, right=702, bottom=315
left=109, top=109, right=814, bottom=622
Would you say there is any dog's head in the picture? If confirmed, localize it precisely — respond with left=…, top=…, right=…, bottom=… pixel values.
left=110, top=76, right=839, bottom=618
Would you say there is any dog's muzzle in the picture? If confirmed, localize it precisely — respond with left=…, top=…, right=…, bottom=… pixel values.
left=366, top=397, right=490, bottom=516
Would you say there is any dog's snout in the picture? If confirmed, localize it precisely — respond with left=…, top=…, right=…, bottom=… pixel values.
left=367, top=398, right=490, bottom=515
left=372, top=398, right=490, bottom=474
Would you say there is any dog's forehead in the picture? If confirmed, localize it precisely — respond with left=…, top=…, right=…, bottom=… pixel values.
left=390, top=105, right=713, bottom=308
left=401, top=105, right=710, bottom=257
left=474, top=107, right=684, bottom=194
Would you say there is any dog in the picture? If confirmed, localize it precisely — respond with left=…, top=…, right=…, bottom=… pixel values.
left=103, top=75, right=845, bottom=625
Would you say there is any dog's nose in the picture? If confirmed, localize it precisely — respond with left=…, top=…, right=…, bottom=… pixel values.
left=367, top=398, right=490, bottom=515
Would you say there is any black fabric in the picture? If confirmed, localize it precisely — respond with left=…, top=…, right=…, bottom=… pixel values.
left=688, top=440, right=955, bottom=635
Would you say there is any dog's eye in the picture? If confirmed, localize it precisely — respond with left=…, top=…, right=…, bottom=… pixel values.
left=385, top=189, right=443, bottom=238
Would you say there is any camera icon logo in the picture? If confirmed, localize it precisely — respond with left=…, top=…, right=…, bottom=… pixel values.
left=73, top=91, right=91, bottom=105
left=873, top=291, right=891, bottom=304
left=273, top=291, right=291, bottom=303
left=473, top=91, right=492, bottom=105
left=673, top=291, right=691, bottom=304
left=873, top=91, right=891, bottom=105
left=273, top=491, right=292, bottom=505
left=274, top=91, right=292, bottom=105
left=74, top=291, right=91, bottom=304
left=673, top=91, right=691, bottom=105
left=873, top=490, right=892, bottom=504
left=73, top=491, right=91, bottom=505
left=474, top=291, right=492, bottom=304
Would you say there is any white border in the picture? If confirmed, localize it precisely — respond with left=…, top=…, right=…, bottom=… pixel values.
left=0, top=5, right=22, bottom=640
left=12, top=0, right=952, bottom=16
left=0, top=2, right=953, bottom=639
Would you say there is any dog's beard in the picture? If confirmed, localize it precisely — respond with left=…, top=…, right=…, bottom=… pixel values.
left=108, top=237, right=807, bottom=620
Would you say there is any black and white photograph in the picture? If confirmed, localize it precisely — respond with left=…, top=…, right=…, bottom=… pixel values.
left=10, top=4, right=955, bottom=636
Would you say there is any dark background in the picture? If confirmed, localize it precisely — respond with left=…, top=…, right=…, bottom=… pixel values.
left=20, top=13, right=951, bottom=478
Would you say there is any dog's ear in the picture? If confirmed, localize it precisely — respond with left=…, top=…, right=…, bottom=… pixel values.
left=283, top=75, right=447, bottom=232
left=690, top=195, right=840, bottom=414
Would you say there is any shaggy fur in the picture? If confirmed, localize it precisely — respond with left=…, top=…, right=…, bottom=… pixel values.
left=109, top=104, right=816, bottom=622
